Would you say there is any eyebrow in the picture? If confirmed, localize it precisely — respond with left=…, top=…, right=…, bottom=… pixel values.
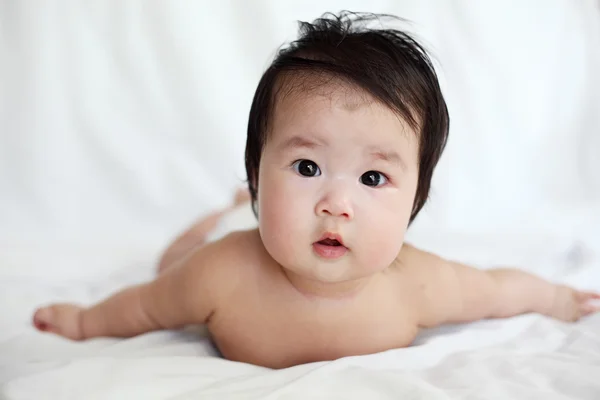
left=367, top=147, right=407, bottom=170
left=277, top=136, right=406, bottom=170
left=277, top=136, right=327, bottom=151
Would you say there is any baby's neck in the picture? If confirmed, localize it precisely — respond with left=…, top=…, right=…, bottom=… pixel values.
left=281, top=268, right=376, bottom=300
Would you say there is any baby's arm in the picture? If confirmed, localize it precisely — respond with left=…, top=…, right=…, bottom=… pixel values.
left=400, top=245, right=600, bottom=328
left=33, top=235, right=239, bottom=340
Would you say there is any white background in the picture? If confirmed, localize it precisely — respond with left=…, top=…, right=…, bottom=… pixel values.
left=1, top=0, right=599, bottom=280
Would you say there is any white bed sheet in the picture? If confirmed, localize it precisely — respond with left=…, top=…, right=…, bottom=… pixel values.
left=2, top=229, right=599, bottom=399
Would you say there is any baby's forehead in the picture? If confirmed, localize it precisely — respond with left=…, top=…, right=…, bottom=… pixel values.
left=271, top=77, right=418, bottom=141
left=267, top=80, right=419, bottom=162
left=275, top=75, right=377, bottom=111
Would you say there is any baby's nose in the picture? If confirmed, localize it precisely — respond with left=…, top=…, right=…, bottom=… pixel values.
left=315, top=186, right=354, bottom=220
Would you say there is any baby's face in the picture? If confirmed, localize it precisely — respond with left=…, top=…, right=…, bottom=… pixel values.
left=257, top=87, right=419, bottom=283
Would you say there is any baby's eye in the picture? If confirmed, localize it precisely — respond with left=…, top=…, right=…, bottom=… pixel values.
left=360, top=170, right=388, bottom=187
left=292, top=159, right=321, bottom=177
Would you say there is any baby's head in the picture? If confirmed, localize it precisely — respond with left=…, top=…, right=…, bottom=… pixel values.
left=244, top=12, right=449, bottom=283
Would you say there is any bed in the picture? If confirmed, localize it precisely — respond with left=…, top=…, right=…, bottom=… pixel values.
left=1, top=1, right=599, bottom=399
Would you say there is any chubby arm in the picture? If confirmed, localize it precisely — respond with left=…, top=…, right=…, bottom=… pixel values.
left=33, top=235, right=240, bottom=340
left=82, top=262, right=210, bottom=338
left=400, top=245, right=600, bottom=328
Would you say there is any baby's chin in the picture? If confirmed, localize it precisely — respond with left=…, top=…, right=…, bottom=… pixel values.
left=282, top=261, right=377, bottom=285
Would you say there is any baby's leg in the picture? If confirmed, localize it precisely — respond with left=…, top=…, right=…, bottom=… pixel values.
left=157, top=189, right=250, bottom=273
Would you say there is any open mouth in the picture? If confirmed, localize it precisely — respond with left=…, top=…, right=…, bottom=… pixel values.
left=317, top=238, right=342, bottom=246
left=313, top=233, right=348, bottom=259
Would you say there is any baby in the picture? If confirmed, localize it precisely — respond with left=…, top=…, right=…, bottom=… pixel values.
left=33, top=12, right=599, bottom=369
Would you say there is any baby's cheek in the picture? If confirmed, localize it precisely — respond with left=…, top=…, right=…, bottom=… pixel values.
left=362, top=214, right=407, bottom=270
left=368, top=235, right=403, bottom=271
left=259, top=189, right=308, bottom=263
left=261, top=183, right=303, bottom=230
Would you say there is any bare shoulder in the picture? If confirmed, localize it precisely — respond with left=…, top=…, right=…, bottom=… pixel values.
left=170, top=229, right=264, bottom=309
left=392, top=243, right=447, bottom=298
left=393, top=243, right=461, bottom=327
left=185, top=228, right=263, bottom=274
left=397, top=243, right=478, bottom=288
left=396, top=243, right=448, bottom=279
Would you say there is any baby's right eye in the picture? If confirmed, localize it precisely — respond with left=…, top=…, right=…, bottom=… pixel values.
left=292, top=159, right=321, bottom=177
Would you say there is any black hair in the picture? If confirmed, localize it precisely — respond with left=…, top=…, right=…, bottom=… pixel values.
left=245, top=11, right=449, bottom=224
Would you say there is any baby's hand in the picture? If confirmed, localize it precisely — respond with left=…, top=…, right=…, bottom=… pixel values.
left=32, top=303, right=85, bottom=340
left=547, top=285, right=600, bottom=322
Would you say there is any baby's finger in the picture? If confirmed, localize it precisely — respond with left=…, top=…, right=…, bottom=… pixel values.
left=581, top=303, right=600, bottom=316
left=575, top=291, right=600, bottom=302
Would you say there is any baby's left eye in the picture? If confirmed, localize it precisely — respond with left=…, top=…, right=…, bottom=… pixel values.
left=360, top=171, right=388, bottom=187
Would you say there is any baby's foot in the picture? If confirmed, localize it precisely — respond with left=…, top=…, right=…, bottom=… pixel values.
left=33, top=303, right=85, bottom=340
left=233, top=188, right=251, bottom=207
